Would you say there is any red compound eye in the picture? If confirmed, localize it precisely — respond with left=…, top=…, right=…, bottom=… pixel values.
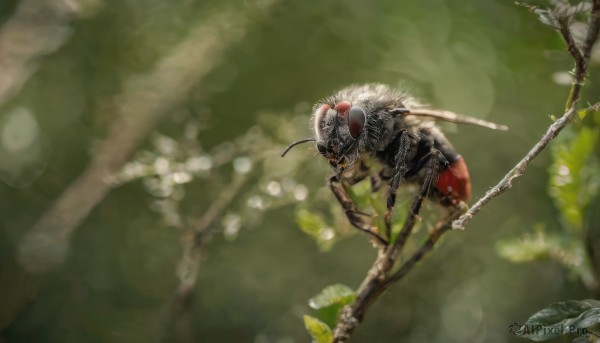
left=348, top=106, right=365, bottom=139
left=334, top=101, right=351, bottom=117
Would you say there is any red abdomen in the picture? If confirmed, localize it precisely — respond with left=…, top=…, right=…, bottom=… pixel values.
left=435, top=157, right=471, bottom=206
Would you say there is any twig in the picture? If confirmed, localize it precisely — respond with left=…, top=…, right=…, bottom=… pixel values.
left=332, top=189, right=427, bottom=343
left=175, top=174, right=248, bottom=301
left=331, top=156, right=461, bottom=342
left=332, top=205, right=465, bottom=343
left=164, top=173, right=248, bottom=343
left=385, top=209, right=462, bottom=285
left=453, top=0, right=600, bottom=230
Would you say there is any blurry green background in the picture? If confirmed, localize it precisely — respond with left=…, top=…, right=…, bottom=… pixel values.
left=1, top=0, right=599, bottom=342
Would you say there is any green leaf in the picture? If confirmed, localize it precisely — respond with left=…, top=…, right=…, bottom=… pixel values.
left=347, top=180, right=372, bottom=210
left=296, top=209, right=327, bottom=237
left=567, top=308, right=600, bottom=330
left=523, top=301, right=594, bottom=327
left=368, top=191, right=386, bottom=218
left=516, top=300, right=600, bottom=341
left=303, top=315, right=333, bottom=343
left=549, top=127, right=600, bottom=231
left=295, top=209, right=336, bottom=251
left=308, top=284, right=356, bottom=310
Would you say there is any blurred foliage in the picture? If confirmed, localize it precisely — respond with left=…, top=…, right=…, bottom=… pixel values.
left=112, top=112, right=311, bottom=237
left=499, top=116, right=600, bottom=338
left=494, top=3, right=600, bottom=343
left=1, top=0, right=600, bottom=343
left=549, top=127, right=599, bottom=232
left=497, top=77, right=600, bottom=292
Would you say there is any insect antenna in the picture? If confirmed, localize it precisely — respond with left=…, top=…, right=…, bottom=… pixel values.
left=281, top=138, right=317, bottom=157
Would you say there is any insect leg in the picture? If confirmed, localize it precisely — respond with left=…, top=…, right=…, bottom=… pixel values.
left=385, top=130, right=414, bottom=238
left=370, top=174, right=382, bottom=193
left=385, top=150, right=448, bottom=239
left=329, top=175, right=388, bottom=245
left=416, top=150, right=447, bottom=205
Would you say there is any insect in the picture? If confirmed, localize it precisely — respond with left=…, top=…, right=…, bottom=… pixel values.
left=282, top=84, right=507, bottom=245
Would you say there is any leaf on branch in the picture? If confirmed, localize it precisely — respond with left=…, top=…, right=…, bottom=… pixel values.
left=579, top=109, right=590, bottom=120
left=296, top=209, right=336, bottom=251
left=516, top=300, right=600, bottom=341
left=303, top=315, right=334, bottom=343
left=515, top=2, right=561, bottom=29
left=348, top=180, right=374, bottom=212
left=308, top=284, right=356, bottom=310
left=549, top=127, right=600, bottom=231
left=579, top=103, right=600, bottom=120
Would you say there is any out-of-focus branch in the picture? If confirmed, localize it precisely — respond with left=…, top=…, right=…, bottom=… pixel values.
left=163, top=173, right=248, bottom=343
left=176, top=174, right=249, bottom=303
left=453, top=0, right=600, bottom=230
left=17, top=8, right=250, bottom=273
left=0, top=0, right=95, bottom=106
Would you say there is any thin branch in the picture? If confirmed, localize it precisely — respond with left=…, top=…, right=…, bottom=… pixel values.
left=558, top=17, right=585, bottom=77
left=332, top=190, right=427, bottom=343
left=163, top=173, right=248, bottom=343
left=583, top=2, right=600, bottom=62
left=452, top=105, right=577, bottom=229
left=332, top=205, right=465, bottom=343
left=332, top=155, right=460, bottom=342
left=453, top=0, right=600, bottom=230
left=587, top=102, right=600, bottom=113
left=175, top=174, right=248, bottom=301
left=385, top=209, right=463, bottom=285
